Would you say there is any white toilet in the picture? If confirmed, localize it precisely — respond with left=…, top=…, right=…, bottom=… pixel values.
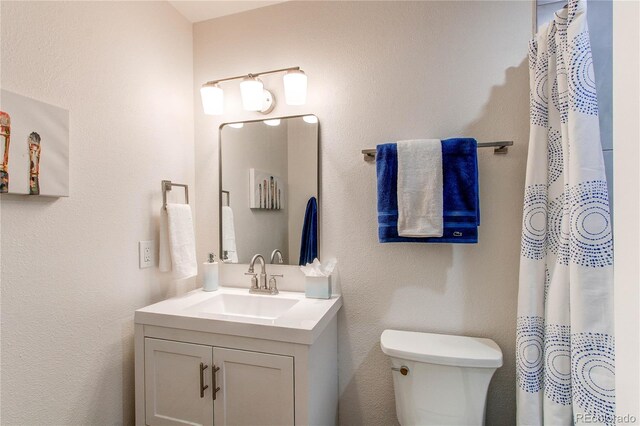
left=380, top=329, right=503, bottom=426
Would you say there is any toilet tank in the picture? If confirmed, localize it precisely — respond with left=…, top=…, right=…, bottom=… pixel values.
left=381, top=330, right=503, bottom=426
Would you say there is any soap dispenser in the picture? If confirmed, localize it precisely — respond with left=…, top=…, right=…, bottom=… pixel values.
left=202, top=252, right=219, bottom=292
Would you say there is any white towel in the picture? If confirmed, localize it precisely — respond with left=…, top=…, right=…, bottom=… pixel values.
left=222, top=205, right=239, bottom=263
left=397, top=139, right=443, bottom=237
left=159, top=204, right=197, bottom=280
left=159, top=207, right=171, bottom=272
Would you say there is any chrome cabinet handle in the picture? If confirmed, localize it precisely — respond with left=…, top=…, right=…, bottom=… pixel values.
left=212, top=365, right=221, bottom=400
left=199, top=363, right=209, bottom=398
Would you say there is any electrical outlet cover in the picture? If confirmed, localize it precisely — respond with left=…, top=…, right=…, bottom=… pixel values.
left=139, top=240, right=154, bottom=269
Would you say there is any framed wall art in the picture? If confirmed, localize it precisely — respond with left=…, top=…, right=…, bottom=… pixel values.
left=0, top=90, right=69, bottom=196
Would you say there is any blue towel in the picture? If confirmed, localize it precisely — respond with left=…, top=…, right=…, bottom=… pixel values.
left=376, top=138, right=479, bottom=244
left=299, top=197, right=318, bottom=265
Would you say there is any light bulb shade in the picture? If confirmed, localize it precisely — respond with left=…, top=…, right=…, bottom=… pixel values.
left=264, top=119, right=281, bottom=126
left=240, top=77, right=264, bottom=111
left=283, top=70, right=307, bottom=105
left=200, top=84, right=223, bottom=115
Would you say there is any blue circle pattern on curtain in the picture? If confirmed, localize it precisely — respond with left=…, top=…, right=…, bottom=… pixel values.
left=554, top=11, right=568, bottom=49
left=552, top=75, right=569, bottom=123
left=568, top=180, right=613, bottom=268
left=531, top=49, right=549, bottom=128
left=521, top=184, right=548, bottom=260
left=528, top=40, right=538, bottom=70
left=516, top=316, right=545, bottom=393
left=547, top=22, right=557, bottom=56
left=571, top=332, right=616, bottom=425
left=547, top=128, right=564, bottom=185
left=544, top=324, right=572, bottom=405
left=553, top=15, right=570, bottom=123
left=569, top=31, right=598, bottom=115
left=544, top=267, right=550, bottom=303
left=547, top=188, right=570, bottom=265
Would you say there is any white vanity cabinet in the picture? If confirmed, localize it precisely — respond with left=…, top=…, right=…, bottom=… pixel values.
left=143, top=339, right=295, bottom=426
left=134, top=288, right=341, bottom=426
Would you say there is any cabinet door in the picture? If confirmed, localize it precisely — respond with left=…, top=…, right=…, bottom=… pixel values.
left=213, top=347, right=294, bottom=426
left=145, top=338, right=213, bottom=426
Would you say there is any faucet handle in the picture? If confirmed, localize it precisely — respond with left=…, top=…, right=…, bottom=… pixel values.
left=268, top=274, right=283, bottom=294
left=244, top=272, right=258, bottom=289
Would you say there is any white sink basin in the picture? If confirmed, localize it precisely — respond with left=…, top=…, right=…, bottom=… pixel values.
left=184, top=293, right=299, bottom=320
left=135, top=287, right=342, bottom=345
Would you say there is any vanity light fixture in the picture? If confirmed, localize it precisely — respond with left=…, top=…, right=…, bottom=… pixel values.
left=283, top=69, right=307, bottom=105
left=240, top=76, right=266, bottom=112
left=264, top=119, right=281, bottom=127
left=200, top=83, right=224, bottom=115
left=200, top=66, right=307, bottom=115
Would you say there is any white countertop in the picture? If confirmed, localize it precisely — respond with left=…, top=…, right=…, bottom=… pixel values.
left=135, top=286, right=342, bottom=345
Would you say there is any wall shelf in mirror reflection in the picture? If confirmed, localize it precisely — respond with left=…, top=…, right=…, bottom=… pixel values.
left=219, top=115, right=319, bottom=266
left=250, top=168, right=284, bottom=210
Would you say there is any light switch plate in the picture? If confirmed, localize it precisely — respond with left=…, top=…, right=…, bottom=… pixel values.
left=139, top=240, right=154, bottom=269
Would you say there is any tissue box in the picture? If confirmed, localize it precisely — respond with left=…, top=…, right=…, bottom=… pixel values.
left=305, top=275, right=332, bottom=299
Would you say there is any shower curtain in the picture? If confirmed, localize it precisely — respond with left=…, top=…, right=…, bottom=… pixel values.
left=516, top=1, right=614, bottom=425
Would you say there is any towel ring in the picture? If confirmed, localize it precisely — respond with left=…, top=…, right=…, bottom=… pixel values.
left=162, top=180, right=189, bottom=210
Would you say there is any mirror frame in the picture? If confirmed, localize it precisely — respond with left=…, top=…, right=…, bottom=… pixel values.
left=218, top=114, right=320, bottom=265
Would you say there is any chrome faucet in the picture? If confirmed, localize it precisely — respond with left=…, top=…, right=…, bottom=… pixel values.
left=245, top=254, right=281, bottom=295
left=270, top=249, right=284, bottom=264
left=246, top=254, right=266, bottom=290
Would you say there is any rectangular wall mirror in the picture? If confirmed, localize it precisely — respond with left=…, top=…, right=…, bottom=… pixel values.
left=219, top=115, right=319, bottom=265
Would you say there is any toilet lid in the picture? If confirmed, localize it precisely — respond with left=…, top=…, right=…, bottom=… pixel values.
left=380, top=329, right=503, bottom=368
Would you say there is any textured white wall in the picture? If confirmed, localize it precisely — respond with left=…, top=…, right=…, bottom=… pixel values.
left=613, top=0, right=640, bottom=420
left=0, top=2, right=194, bottom=424
left=194, top=2, right=531, bottom=424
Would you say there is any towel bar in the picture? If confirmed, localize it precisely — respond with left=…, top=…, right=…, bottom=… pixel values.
left=162, top=180, right=189, bottom=210
left=361, top=141, right=513, bottom=160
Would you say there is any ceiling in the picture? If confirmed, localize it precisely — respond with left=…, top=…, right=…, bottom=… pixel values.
left=168, top=1, right=287, bottom=23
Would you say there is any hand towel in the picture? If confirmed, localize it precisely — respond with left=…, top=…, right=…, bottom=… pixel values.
left=299, top=197, right=318, bottom=266
left=165, top=204, right=197, bottom=279
left=159, top=207, right=171, bottom=272
left=222, top=205, right=239, bottom=263
left=397, top=139, right=443, bottom=237
left=376, top=138, right=479, bottom=244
